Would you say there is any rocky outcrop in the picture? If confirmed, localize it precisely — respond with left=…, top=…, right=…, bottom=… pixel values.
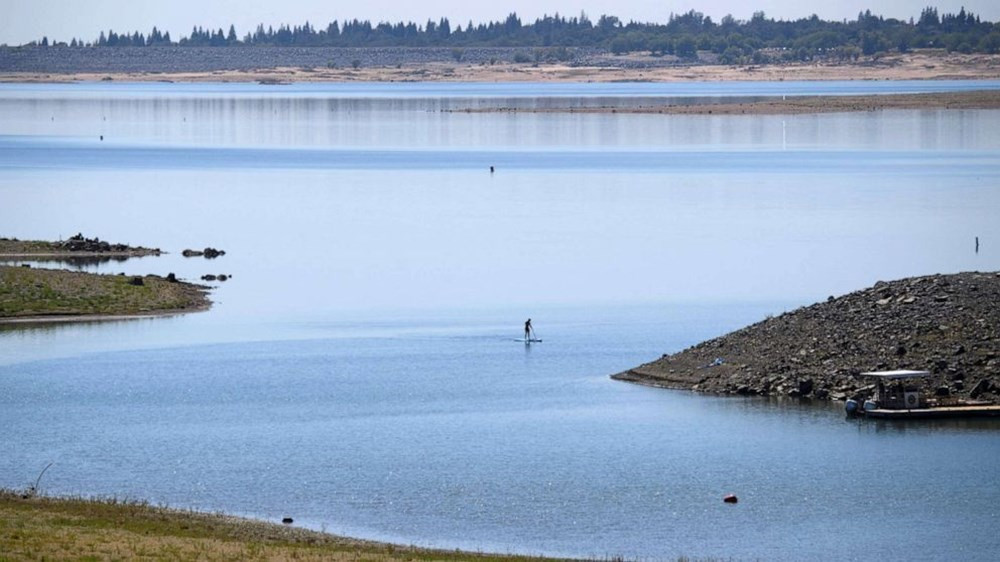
left=182, top=247, right=225, bottom=258
left=0, top=234, right=161, bottom=257
left=613, top=272, right=1000, bottom=403
left=56, top=233, right=160, bottom=255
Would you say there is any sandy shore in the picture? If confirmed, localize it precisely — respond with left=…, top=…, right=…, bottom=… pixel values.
left=3, top=52, right=999, bottom=84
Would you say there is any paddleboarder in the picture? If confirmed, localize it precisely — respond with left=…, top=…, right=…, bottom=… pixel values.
left=524, top=318, right=533, bottom=341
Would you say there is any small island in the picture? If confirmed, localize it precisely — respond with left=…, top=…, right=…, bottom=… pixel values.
left=0, top=233, right=162, bottom=259
left=613, top=271, right=1000, bottom=405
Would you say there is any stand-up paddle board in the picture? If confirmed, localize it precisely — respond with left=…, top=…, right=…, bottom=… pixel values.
left=514, top=338, right=543, bottom=343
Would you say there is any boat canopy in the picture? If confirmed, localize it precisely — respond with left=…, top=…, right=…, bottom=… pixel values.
left=859, top=370, right=931, bottom=379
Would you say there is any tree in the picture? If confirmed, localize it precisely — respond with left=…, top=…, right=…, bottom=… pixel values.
left=649, top=36, right=672, bottom=56
left=675, top=35, right=697, bottom=58
left=609, top=36, right=630, bottom=54
left=980, top=32, right=1000, bottom=54
left=34, top=8, right=1000, bottom=55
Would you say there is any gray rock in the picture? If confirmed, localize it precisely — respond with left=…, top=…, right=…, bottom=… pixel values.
left=798, top=379, right=814, bottom=395
left=970, top=379, right=991, bottom=399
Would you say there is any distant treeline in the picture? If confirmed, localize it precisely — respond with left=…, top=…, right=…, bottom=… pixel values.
left=24, top=7, right=1000, bottom=62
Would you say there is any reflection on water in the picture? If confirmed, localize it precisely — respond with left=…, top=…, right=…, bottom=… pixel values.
left=855, top=416, right=1000, bottom=435
left=2, top=81, right=1000, bottom=151
left=0, top=254, right=156, bottom=271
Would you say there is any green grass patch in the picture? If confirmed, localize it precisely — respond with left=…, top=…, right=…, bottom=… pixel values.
left=0, top=266, right=209, bottom=318
left=0, top=489, right=588, bottom=562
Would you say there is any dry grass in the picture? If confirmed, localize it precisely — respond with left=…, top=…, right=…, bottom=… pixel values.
left=0, top=239, right=58, bottom=254
left=0, top=490, right=571, bottom=562
left=0, top=265, right=209, bottom=318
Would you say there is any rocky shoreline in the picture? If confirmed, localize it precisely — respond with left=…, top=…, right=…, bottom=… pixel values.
left=613, top=272, right=1000, bottom=405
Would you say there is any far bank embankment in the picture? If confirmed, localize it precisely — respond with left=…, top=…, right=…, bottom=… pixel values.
left=1, top=48, right=998, bottom=83
left=613, top=272, right=1000, bottom=404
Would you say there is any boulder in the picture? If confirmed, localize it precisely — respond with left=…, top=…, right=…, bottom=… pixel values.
left=970, top=379, right=991, bottom=399
left=798, top=379, right=814, bottom=395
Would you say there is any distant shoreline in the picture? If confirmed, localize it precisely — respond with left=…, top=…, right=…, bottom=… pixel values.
left=2, top=51, right=999, bottom=84
left=447, top=90, right=1000, bottom=115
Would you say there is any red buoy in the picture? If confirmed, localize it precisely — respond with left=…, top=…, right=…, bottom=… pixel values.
left=723, top=494, right=738, bottom=504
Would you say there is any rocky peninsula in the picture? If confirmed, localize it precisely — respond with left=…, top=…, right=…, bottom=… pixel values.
left=613, top=272, right=1000, bottom=404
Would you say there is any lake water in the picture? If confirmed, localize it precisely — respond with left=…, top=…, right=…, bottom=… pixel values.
left=2, top=81, right=1000, bottom=560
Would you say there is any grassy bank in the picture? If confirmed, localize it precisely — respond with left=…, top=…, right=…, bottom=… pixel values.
left=0, top=265, right=209, bottom=320
left=0, top=490, right=564, bottom=562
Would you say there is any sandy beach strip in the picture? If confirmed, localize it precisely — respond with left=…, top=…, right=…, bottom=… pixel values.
left=2, top=52, right=999, bottom=84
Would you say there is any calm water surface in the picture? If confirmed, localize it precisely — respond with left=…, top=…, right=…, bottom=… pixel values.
left=2, top=82, right=1000, bottom=560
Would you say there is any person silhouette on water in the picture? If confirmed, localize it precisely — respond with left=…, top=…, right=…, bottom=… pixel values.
left=524, top=318, right=533, bottom=341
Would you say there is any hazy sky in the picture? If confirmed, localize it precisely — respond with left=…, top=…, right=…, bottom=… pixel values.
left=3, top=1, right=998, bottom=46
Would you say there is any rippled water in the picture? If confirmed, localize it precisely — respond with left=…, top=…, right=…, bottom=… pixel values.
left=2, top=82, right=1000, bottom=560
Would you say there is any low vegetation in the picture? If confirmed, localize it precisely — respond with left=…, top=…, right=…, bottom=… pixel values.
left=0, top=266, right=208, bottom=319
left=0, top=490, right=570, bottom=562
